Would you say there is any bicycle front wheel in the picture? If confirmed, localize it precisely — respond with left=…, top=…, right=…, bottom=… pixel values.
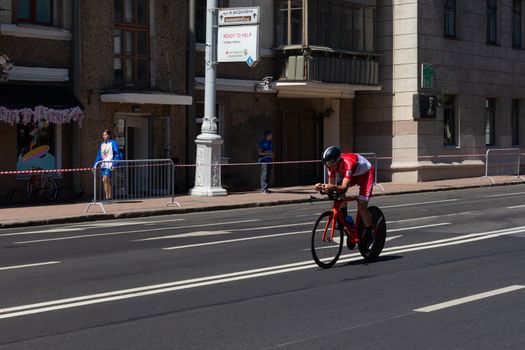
left=311, top=211, right=344, bottom=269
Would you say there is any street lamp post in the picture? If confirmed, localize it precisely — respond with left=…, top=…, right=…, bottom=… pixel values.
left=189, top=0, right=227, bottom=196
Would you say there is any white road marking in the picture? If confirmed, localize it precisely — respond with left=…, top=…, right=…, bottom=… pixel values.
left=484, top=192, right=525, bottom=198
left=507, top=204, right=525, bottom=209
left=0, top=261, right=60, bottom=272
left=388, top=223, right=450, bottom=232
left=387, top=216, right=438, bottom=224
left=13, top=219, right=260, bottom=244
left=385, top=235, right=402, bottom=241
left=163, top=230, right=310, bottom=250
left=381, top=199, right=459, bottom=209
left=166, top=224, right=449, bottom=251
left=381, top=226, right=525, bottom=255
left=1, top=225, right=523, bottom=320
left=0, top=220, right=185, bottom=238
left=137, top=222, right=313, bottom=241
left=166, top=231, right=231, bottom=238
left=0, top=228, right=85, bottom=237
left=74, top=221, right=155, bottom=228
left=414, top=285, right=525, bottom=312
left=234, top=222, right=312, bottom=231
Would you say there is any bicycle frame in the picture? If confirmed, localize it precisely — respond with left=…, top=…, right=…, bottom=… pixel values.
left=321, top=196, right=362, bottom=245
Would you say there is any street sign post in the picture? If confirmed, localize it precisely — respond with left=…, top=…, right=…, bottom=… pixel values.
left=218, top=7, right=259, bottom=26
left=217, top=25, right=259, bottom=64
left=217, top=7, right=260, bottom=67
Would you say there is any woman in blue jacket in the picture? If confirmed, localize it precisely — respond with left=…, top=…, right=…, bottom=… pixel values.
left=94, top=130, right=121, bottom=201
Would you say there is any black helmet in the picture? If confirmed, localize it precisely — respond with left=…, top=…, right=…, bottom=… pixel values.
left=322, top=146, right=341, bottom=167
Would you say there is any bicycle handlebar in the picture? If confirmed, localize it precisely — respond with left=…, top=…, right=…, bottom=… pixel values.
left=319, top=189, right=357, bottom=202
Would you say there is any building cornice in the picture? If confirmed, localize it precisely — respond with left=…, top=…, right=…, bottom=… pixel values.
left=0, top=24, right=72, bottom=41
left=9, top=66, right=69, bottom=82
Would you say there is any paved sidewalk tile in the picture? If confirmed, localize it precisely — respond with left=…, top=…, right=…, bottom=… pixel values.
left=0, top=176, right=523, bottom=228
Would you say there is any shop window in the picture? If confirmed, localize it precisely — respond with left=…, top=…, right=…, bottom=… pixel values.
left=307, top=1, right=374, bottom=52
left=487, top=0, right=498, bottom=44
left=512, top=99, right=520, bottom=146
left=114, top=0, right=149, bottom=89
left=196, top=0, right=229, bottom=43
left=485, top=98, right=496, bottom=146
left=443, top=95, right=457, bottom=146
left=513, top=0, right=522, bottom=48
left=17, top=120, right=56, bottom=172
left=275, top=0, right=303, bottom=46
left=17, top=0, right=53, bottom=25
left=444, top=0, right=456, bottom=38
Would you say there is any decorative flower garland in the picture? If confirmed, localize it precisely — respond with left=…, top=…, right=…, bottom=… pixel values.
left=0, top=105, right=84, bottom=125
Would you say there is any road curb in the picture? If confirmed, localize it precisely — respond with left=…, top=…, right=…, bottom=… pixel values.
left=0, top=180, right=522, bottom=229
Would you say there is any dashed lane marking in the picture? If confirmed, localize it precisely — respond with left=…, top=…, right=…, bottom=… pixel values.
left=13, top=220, right=260, bottom=244
left=414, top=285, right=525, bottom=312
left=0, top=261, right=60, bottom=272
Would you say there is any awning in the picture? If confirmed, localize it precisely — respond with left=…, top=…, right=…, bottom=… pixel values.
left=0, top=85, right=85, bottom=125
left=275, top=81, right=382, bottom=99
left=0, top=85, right=83, bottom=109
left=100, top=91, right=192, bottom=105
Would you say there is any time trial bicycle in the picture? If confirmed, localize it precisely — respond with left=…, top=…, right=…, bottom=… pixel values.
left=311, top=190, right=387, bottom=268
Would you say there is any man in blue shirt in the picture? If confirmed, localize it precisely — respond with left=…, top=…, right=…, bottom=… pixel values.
left=258, top=130, right=273, bottom=193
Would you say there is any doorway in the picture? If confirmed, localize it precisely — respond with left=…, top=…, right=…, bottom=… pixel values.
left=278, top=111, right=323, bottom=186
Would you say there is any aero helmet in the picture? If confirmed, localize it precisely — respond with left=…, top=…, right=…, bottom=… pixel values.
left=322, top=146, right=341, bottom=167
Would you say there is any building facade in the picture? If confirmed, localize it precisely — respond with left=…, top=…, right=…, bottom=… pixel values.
left=357, top=0, right=525, bottom=182
left=2, top=0, right=525, bottom=200
left=193, top=0, right=380, bottom=190
left=0, top=0, right=191, bottom=200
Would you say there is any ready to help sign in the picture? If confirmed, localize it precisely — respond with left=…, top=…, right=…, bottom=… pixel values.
left=217, top=25, right=259, bottom=66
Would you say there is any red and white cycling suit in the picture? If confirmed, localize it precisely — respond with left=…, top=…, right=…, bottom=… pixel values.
left=327, top=153, right=375, bottom=201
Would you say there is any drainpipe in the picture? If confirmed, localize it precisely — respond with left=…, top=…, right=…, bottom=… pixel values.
left=186, top=0, right=196, bottom=190
left=72, top=0, right=81, bottom=195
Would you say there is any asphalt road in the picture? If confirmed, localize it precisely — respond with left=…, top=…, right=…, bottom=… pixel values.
left=1, top=185, right=525, bottom=349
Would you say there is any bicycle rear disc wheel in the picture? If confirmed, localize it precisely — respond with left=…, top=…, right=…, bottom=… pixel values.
left=358, top=206, right=387, bottom=262
left=311, top=211, right=344, bottom=269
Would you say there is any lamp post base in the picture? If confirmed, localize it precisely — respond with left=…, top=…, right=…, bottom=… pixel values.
left=189, top=133, right=227, bottom=197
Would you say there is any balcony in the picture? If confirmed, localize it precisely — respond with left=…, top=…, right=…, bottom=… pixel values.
left=279, top=53, right=378, bottom=85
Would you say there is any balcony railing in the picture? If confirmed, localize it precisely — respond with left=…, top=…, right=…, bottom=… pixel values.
left=276, top=47, right=379, bottom=86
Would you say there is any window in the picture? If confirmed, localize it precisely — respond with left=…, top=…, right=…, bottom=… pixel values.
left=485, top=98, right=496, bottom=146
left=443, top=95, right=457, bottom=146
left=487, top=0, right=498, bottom=44
left=444, top=0, right=456, bottom=38
left=513, top=0, right=522, bottom=48
left=276, top=0, right=303, bottom=46
left=114, top=0, right=149, bottom=89
left=17, top=0, right=53, bottom=25
left=512, top=99, right=520, bottom=146
left=308, top=1, right=374, bottom=52
left=196, top=0, right=229, bottom=43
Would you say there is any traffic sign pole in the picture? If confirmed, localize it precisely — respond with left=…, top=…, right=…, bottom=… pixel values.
left=190, top=0, right=227, bottom=197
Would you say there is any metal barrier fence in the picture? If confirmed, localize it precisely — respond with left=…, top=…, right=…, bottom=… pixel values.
left=323, top=152, right=386, bottom=194
left=478, top=148, right=524, bottom=184
left=86, top=159, right=181, bottom=214
left=359, top=152, right=386, bottom=193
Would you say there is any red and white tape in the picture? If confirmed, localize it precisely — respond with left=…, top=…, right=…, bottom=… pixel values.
left=2, top=152, right=525, bottom=176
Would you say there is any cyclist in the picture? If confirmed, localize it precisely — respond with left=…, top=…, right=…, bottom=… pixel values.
left=314, top=146, right=375, bottom=245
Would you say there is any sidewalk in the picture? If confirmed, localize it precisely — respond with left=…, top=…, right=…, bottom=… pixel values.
left=0, top=176, right=523, bottom=228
